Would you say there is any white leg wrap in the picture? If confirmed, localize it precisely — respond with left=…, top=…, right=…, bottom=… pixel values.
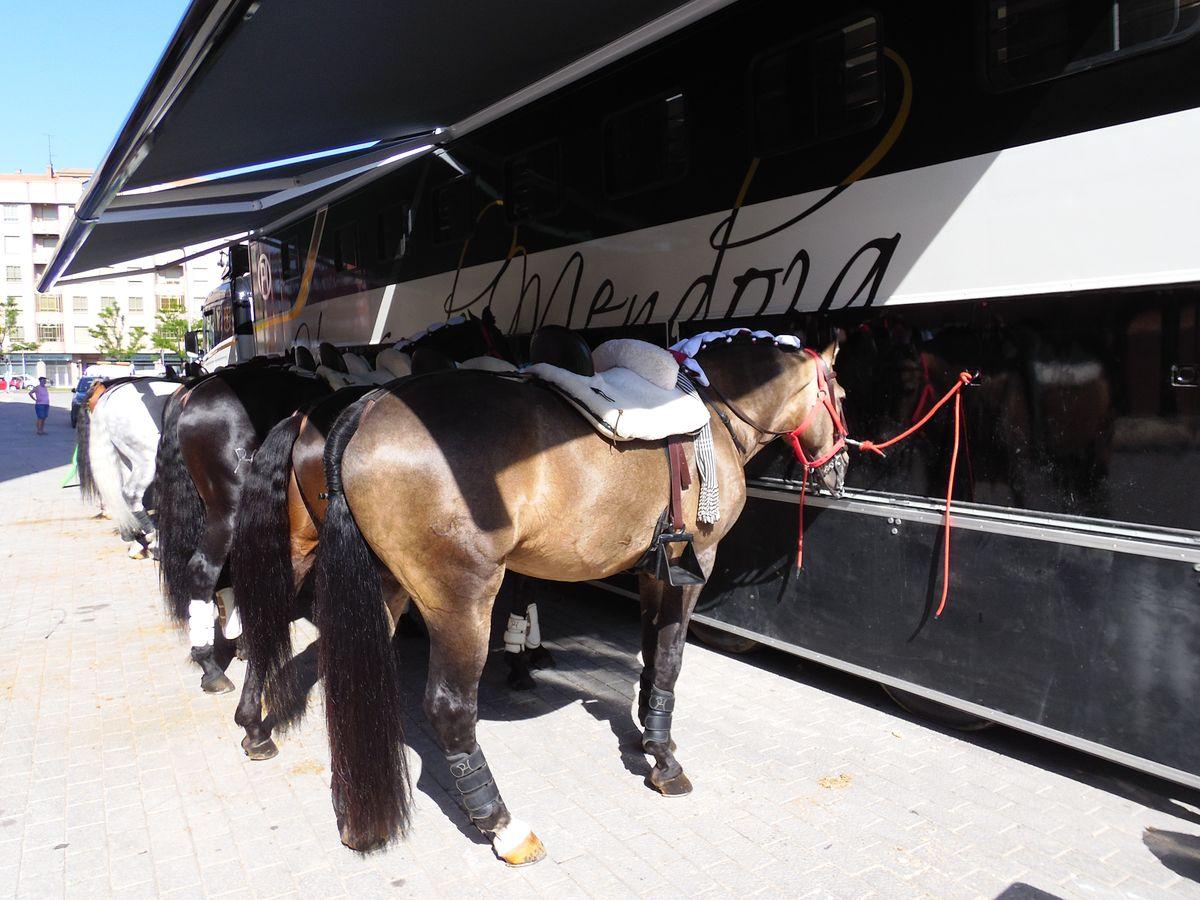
left=503, top=614, right=528, bottom=654
left=492, top=818, right=533, bottom=857
left=525, top=603, right=541, bottom=650
left=188, top=600, right=215, bottom=648
left=216, top=588, right=242, bottom=639
left=126, top=541, right=143, bottom=559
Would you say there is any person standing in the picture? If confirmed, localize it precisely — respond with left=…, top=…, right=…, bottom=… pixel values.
left=28, top=376, right=50, bottom=435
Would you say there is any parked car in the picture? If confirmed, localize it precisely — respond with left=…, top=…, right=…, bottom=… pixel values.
left=70, top=376, right=98, bottom=427
left=7, top=375, right=30, bottom=391
left=0, top=376, right=7, bottom=391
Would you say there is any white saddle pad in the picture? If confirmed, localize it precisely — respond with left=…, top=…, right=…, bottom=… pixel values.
left=526, top=361, right=708, bottom=441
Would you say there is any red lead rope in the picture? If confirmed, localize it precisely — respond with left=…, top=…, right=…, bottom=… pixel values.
left=856, top=371, right=974, bottom=618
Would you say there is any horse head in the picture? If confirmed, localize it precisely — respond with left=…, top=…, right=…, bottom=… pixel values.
left=699, top=335, right=849, bottom=495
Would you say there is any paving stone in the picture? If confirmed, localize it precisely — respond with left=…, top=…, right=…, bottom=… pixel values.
left=3, top=393, right=1200, bottom=897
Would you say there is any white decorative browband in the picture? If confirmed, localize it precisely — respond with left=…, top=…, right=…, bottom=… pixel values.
left=392, top=314, right=468, bottom=351
left=669, top=328, right=804, bottom=387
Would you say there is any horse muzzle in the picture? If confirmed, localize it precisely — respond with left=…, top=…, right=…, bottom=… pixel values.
left=815, top=450, right=849, bottom=497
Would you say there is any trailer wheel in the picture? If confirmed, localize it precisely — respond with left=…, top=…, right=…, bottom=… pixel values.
left=688, top=621, right=759, bottom=654
left=882, top=685, right=993, bottom=731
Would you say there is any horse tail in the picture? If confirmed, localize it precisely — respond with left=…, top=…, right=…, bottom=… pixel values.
left=88, top=393, right=141, bottom=542
left=155, top=394, right=203, bottom=625
left=76, top=399, right=97, bottom=504
left=232, top=412, right=303, bottom=721
left=314, top=398, right=410, bottom=847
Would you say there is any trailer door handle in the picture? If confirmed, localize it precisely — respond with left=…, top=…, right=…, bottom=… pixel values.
left=1171, top=364, right=1198, bottom=387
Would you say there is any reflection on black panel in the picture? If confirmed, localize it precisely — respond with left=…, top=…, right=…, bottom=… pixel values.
left=748, top=289, right=1200, bottom=532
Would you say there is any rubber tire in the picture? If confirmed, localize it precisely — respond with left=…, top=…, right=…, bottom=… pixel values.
left=688, top=621, right=759, bottom=654
left=882, top=685, right=993, bottom=731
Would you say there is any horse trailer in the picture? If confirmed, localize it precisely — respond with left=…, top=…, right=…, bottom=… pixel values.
left=42, top=0, right=1200, bottom=790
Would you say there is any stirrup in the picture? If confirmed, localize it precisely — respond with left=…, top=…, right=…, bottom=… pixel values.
left=637, top=530, right=706, bottom=587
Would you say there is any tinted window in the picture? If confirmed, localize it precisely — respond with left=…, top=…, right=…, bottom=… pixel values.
left=504, top=141, right=564, bottom=222
left=986, top=0, right=1200, bottom=89
left=751, top=16, right=883, bottom=157
left=431, top=176, right=475, bottom=244
left=603, top=91, right=689, bottom=198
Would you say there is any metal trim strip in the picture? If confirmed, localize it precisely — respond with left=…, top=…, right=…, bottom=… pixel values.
left=582, top=576, right=1200, bottom=789
left=687, top=612, right=1200, bottom=792
left=746, top=483, right=1200, bottom=563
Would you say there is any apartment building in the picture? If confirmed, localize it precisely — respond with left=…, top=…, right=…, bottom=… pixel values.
left=1, top=168, right=226, bottom=385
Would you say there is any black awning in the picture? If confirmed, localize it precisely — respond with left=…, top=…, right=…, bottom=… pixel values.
left=42, top=0, right=727, bottom=289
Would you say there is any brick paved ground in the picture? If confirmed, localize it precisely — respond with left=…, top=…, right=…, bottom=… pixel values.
left=2, top=389, right=1200, bottom=899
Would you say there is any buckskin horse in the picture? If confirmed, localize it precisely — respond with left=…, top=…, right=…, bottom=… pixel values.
left=287, top=331, right=847, bottom=863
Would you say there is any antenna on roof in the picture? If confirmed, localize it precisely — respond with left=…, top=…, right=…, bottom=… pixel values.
left=44, top=134, right=55, bottom=176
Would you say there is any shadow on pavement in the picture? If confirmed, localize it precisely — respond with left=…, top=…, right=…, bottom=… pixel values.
left=0, top=397, right=77, bottom=486
left=1144, top=828, right=1200, bottom=883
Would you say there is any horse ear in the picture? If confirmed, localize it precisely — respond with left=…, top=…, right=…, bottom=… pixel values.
left=820, top=341, right=839, bottom=367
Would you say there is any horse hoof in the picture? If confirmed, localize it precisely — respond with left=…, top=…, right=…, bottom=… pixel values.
left=339, top=824, right=387, bottom=854
left=201, top=673, right=235, bottom=694
left=507, top=671, right=536, bottom=691
left=527, top=645, right=555, bottom=670
left=242, top=736, right=279, bottom=760
left=648, top=769, right=693, bottom=797
left=496, top=831, right=546, bottom=867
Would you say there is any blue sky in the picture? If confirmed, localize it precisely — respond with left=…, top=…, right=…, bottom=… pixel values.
left=0, top=0, right=190, bottom=173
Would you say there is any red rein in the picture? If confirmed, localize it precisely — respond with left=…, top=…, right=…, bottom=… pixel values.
left=788, top=362, right=974, bottom=619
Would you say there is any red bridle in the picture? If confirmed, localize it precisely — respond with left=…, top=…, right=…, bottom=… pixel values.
left=783, top=348, right=848, bottom=471
left=700, top=347, right=847, bottom=571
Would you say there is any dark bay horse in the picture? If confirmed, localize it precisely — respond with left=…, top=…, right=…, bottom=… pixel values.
left=154, top=363, right=330, bottom=694
left=229, top=318, right=553, bottom=759
left=291, top=335, right=846, bottom=863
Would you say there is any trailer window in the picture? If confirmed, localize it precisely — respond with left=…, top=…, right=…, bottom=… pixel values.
left=985, top=0, right=1200, bottom=89
left=603, top=90, right=689, bottom=198
left=333, top=222, right=358, bottom=272
left=504, top=140, right=564, bottom=222
left=751, top=16, right=883, bottom=157
left=377, top=203, right=410, bottom=261
left=432, top=175, right=475, bottom=245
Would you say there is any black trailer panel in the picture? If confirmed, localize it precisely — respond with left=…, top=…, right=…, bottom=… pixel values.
left=696, top=487, right=1200, bottom=787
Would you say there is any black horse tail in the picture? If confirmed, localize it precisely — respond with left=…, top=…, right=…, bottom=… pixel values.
left=314, top=398, right=410, bottom=848
left=75, top=399, right=97, bottom=504
left=155, top=394, right=203, bottom=625
left=232, top=412, right=304, bottom=722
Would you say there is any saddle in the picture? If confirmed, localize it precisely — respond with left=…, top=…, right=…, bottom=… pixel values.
left=526, top=327, right=707, bottom=586
left=312, top=343, right=413, bottom=389
left=525, top=329, right=709, bottom=442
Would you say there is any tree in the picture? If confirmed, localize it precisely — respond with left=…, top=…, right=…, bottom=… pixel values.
left=89, top=302, right=146, bottom=361
left=150, top=309, right=200, bottom=357
left=0, top=297, right=39, bottom=357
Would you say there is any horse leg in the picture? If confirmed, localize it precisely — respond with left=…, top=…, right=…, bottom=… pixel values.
left=186, top=516, right=238, bottom=694
left=235, top=654, right=278, bottom=759
left=501, top=575, right=555, bottom=690
left=523, top=578, right=554, bottom=671
left=420, top=585, right=546, bottom=867
left=500, top=574, right=536, bottom=691
left=637, top=545, right=716, bottom=797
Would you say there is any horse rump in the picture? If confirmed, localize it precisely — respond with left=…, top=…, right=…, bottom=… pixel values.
left=314, top=398, right=410, bottom=849
left=87, top=393, right=143, bottom=542
left=154, top=394, right=204, bottom=625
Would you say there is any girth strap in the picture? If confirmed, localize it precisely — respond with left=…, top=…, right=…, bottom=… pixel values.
left=666, top=436, right=691, bottom=531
